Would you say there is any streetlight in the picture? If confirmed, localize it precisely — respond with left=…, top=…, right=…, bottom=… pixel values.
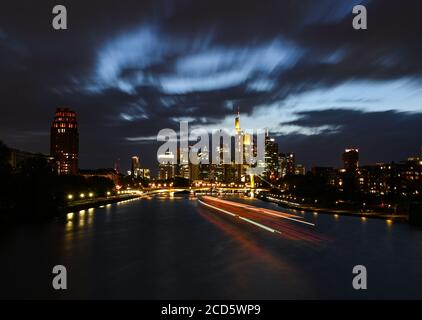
left=107, top=191, right=111, bottom=196
left=89, top=192, right=94, bottom=198
left=67, top=194, right=73, bottom=200
left=80, top=193, right=85, bottom=199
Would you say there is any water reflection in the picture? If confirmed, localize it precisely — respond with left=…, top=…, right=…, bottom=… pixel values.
left=196, top=206, right=311, bottom=294
left=20, top=196, right=419, bottom=299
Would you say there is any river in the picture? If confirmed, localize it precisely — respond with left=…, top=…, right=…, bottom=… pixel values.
left=1, top=195, right=421, bottom=299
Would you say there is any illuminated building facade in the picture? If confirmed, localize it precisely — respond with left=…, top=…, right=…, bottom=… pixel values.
left=343, top=148, right=359, bottom=172
left=176, top=147, right=190, bottom=179
left=278, top=152, right=295, bottom=177
left=131, top=156, right=140, bottom=178
left=138, top=168, right=151, bottom=180
left=158, top=150, right=176, bottom=180
left=264, top=134, right=279, bottom=181
left=50, top=108, right=79, bottom=175
left=234, top=109, right=253, bottom=182
left=357, top=157, right=422, bottom=196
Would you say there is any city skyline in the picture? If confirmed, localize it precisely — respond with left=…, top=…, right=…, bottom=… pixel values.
left=7, top=107, right=421, bottom=180
left=1, top=1, right=422, bottom=172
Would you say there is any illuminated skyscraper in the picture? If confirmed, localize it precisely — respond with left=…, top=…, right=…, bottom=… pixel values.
left=158, top=150, right=176, bottom=180
left=50, top=107, right=79, bottom=175
left=278, top=152, right=295, bottom=177
left=177, top=147, right=190, bottom=180
left=343, top=148, right=359, bottom=171
left=264, top=133, right=279, bottom=181
left=131, top=156, right=140, bottom=178
left=234, top=108, right=252, bottom=181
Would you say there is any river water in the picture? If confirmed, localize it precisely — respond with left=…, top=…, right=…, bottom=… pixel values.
left=1, top=195, right=421, bottom=299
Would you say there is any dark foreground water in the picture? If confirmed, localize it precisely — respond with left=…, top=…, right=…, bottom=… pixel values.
left=1, top=196, right=421, bottom=299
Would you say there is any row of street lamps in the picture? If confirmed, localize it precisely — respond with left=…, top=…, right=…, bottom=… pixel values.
left=67, top=191, right=112, bottom=201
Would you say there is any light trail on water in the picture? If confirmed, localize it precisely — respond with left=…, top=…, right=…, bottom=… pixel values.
left=198, top=196, right=328, bottom=243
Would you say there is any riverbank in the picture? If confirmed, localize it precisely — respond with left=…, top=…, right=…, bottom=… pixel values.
left=66, top=194, right=141, bottom=213
left=259, top=195, right=408, bottom=222
left=1, top=194, right=142, bottom=225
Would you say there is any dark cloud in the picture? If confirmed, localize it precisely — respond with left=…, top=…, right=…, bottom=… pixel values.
left=1, top=0, right=421, bottom=173
left=278, top=109, right=422, bottom=169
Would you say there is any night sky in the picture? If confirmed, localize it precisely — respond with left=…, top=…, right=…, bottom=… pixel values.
left=1, top=0, right=422, bottom=173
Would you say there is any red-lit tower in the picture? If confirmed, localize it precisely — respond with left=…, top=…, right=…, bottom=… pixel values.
left=50, top=108, right=79, bottom=175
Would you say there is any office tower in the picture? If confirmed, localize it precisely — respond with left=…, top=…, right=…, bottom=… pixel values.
left=158, top=150, right=176, bottom=180
left=177, top=147, right=190, bottom=180
left=131, top=156, right=140, bottom=178
left=264, top=134, right=279, bottom=181
left=343, top=148, right=359, bottom=171
left=188, top=145, right=199, bottom=181
left=139, top=168, right=151, bottom=180
left=213, top=133, right=230, bottom=182
left=233, top=108, right=252, bottom=181
left=197, top=146, right=211, bottom=181
left=234, top=109, right=243, bottom=181
left=278, top=152, right=295, bottom=178
left=50, top=107, right=79, bottom=175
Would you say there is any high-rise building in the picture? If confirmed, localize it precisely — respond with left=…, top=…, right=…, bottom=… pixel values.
left=188, top=145, right=200, bottom=181
left=176, top=147, right=190, bottom=180
left=343, top=148, right=359, bottom=171
left=264, top=134, right=279, bottom=181
left=131, top=156, right=140, bottom=178
left=213, top=132, right=230, bottom=182
left=278, top=152, right=295, bottom=178
left=158, top=150, right=176, bottom=180
left=233, top=108, right=253, bottom=181
left=138, top=168, right=151, bottom=180
left=197, top=147, right=211, bottom=181
left=50, top=107, right=79, bottom=175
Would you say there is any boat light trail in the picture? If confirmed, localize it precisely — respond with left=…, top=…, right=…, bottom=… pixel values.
left=198, top=196, right=329, bottom=243
left=202, top=196, right=315, bottom=226
left=198, top=199, right=281, bottom=234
